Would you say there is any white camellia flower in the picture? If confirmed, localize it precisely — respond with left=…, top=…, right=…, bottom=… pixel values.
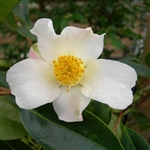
left=7, top=18, right=137, bottom=122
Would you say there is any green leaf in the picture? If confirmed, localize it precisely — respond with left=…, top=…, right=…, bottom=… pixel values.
left=0, top=59, right=11, bottom=69
left=121, top=127, right=150, bottom=150
left=119, top=56, right=142, bottom=63
left=17, top=26, right=36, bottom=40
left=0, top=139, right=34, bottom=150
left=52, top=17, right=69, bottom=34
left=132, top=111, right=150, bottom=130
left=145, top=51, right=150, bottom=67
left=0, top=72, right=27, bottom=140
left=4, top=11, right=18, bottom=30
left=0, top=95, right=27, bottom=140
left=0, top=0, right=20, bottom=22
left=60, top=18, right=69, bottom=30
left=110, top=34, right=125, bottom=50
left=108, top=114, right=122, bottom=139
left=94, top=103, right=111, bottom=123
left=13, top=0, right=29, bottom=25
left=71, top=13, right=87, bottom=22
left=20, top=104, right=124, bottom=150
left=86, top=101, right=111, bottom=123
left=120, top=59, right=150, bottom=77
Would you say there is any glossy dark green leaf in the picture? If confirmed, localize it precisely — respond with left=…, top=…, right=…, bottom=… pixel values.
left=145, top=51, right=150, bottom=67
left=120, top=59, right=150, bottom=77
left=0, top=95, right=27, bottom=140
left=121, top=127, right=150, bottom=150
left=0, top=139, right=34, bottom=150
left=13, top=0, right=29, bottom=25
left=0, top=0, right=20, bottom=22
left=86, top=101, right=111, bottom=123
left=20, top=104, right=124, bottom=150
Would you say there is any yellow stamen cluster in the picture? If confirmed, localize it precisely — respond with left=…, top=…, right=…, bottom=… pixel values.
left=52, top=55, right=84, bottom=91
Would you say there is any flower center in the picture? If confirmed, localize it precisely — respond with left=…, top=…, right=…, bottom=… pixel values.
left=52, top=55, right=84, bottom=91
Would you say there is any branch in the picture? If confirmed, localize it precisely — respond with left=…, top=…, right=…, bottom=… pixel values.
left=113, top=110, right=124, bottom=132
left=0, top=87, right=11, bottom=95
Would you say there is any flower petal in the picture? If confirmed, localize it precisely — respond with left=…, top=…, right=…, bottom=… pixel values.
left=30, top=18, right=105, bottom=65
left=61, top=27, right=105, bottom=65
left=30, top=18, right=59, bottom=64
left=6, top=59, right=61, bottom=109
left=80, top=59, right=137, bottom=109
left=29, top=43, right=44, bottom=60
left=53, top=85, right=91, bottom=122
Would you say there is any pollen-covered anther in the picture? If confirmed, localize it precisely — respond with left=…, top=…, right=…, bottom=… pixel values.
left=52, top=55, right=84, bottom=90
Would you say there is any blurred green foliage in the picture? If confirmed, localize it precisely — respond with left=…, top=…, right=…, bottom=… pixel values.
left=0, top=0, right=150, bottom=149
left=1, top=0, right=150, bottom=69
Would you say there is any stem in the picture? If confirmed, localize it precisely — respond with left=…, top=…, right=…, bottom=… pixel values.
left=113, top=110, right=124, bottom=132
left=0, top=87, right=11, bottom=95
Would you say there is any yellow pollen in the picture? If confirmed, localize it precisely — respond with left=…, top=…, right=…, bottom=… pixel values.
left=52, top=55, right=85, bottom=91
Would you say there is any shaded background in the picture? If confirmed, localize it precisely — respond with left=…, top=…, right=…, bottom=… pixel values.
left=0, top=0, right=150, bottom=147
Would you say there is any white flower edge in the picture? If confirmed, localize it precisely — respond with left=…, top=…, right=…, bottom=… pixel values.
left=6, top=59, right=61, bottom=109
left=53, top=85, right=91, bottom=122
left=30, top=18, right=105, bottom=66
left=80, top=59, right=137, bottom=109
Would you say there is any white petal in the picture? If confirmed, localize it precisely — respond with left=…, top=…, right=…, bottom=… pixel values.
left=30, top=19, right=105, bottom=65
left=53, top=85, right=91, bottom=122
left=30, top=18, right=59, bottom=64
left=6, top=59, right=61, bottom=109
left=61, top=27, right=105, bottom=65
left=80, top=59, right=137, bottom=109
